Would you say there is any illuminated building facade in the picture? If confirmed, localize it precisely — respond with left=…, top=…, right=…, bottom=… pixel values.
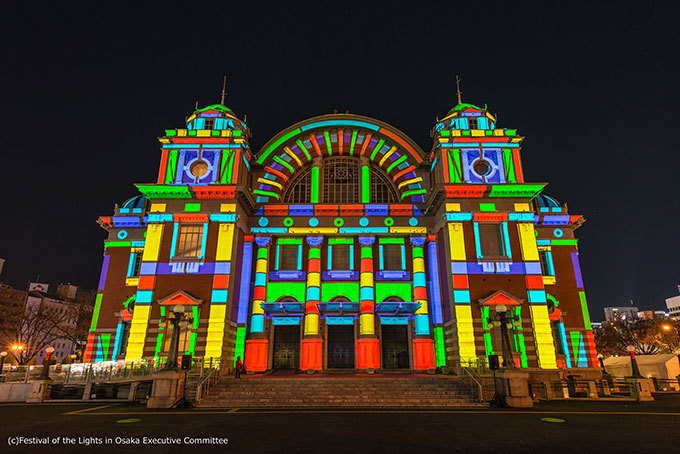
left=86, top=100, right=598, bottom=372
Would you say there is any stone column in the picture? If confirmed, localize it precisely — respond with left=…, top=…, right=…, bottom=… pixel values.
left=357, top=236, right=379, bottom=371
left=244, top=237, right=270, bottom=372
left=301, top=237, right=323, bottom=371
left=411, top=237, right=436, bottom=371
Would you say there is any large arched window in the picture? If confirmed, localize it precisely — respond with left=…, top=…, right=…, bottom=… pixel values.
left=282, top=157, right=398, bottom=204
left=283, top=166, right=313, bottom=203
left=323, top=157, right=359, bottom=203
left=370, top=169, right=397, bottom=203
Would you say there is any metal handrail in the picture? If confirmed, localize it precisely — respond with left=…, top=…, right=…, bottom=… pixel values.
left=461, top=366, right=484, bottom=402
left=195, top=367, right=220, bottom=403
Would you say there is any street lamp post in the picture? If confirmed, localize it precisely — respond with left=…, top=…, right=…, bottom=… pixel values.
left=486, top=304, right=522, bottom=368
left=0, top=351, right=7, bottom=373
left=40, top=347, right=55, bottom=380
left=11, top=344, right=24, bottom=364
left=626, top=345, right=643, bottom=378
left=161, top=305, right=193, bottom=370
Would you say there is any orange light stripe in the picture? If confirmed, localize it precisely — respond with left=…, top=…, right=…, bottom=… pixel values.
left=310, top=134, right=322, bottom=156
left=359, top=133, right=372, bottom=156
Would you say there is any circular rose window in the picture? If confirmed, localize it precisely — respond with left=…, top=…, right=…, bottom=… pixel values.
left=473, top=159, right=492, bottom=176
left=190, top=160, right=209, bottom=177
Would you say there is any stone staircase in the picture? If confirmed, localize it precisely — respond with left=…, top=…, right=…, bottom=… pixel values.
left=196, top=375, right=487, bottom=408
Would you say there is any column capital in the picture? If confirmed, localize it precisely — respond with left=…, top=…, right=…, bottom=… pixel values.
left=306, top=236, right=324, bottom=247
left=358, top=236, right=375, bottom=246
left=410, top=237, right=427, bottom=247
left=254, top=237, right=271, bottom=247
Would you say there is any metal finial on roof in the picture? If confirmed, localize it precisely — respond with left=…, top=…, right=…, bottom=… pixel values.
left=456, top=75, right=463, bottom=105
left=220, top=75, right=227, bottom=106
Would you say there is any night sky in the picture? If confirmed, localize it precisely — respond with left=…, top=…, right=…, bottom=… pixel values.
left=1, top=2, right=678, bottom=320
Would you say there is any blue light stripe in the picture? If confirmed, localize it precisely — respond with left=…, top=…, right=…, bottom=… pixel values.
left=300, top=120, right=380, bottom=132
left=502, top=222, right=512, bottom=259
left=170, top=222, right=179, bottom=258
left=473, top=222, right=482, bottom=259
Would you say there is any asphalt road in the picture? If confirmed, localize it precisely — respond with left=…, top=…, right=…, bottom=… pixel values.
left=2, top=395, right=679, bottom=453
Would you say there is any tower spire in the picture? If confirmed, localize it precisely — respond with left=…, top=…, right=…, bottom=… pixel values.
left=456, top=75, right=463, bottom=105
left=220, top=75, right=227, bottom=106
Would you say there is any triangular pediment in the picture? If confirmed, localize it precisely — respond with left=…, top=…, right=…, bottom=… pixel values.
left=478, top=290, right=523, bottom=306
left=157, top=290, right=203, bottom=307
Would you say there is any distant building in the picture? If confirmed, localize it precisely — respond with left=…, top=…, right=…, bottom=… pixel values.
left=666, top=291, right=680, bottom=320
left=636, top=310, right=668, bottom=320
left=604, top=306, right=639, bottom=322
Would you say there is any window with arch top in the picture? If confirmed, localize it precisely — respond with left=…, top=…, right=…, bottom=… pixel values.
left=282, top=157, right=398, bottom=204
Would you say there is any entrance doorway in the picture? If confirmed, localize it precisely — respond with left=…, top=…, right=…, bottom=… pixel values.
left=272, top=325, right=300, bottom=369
left=327, top=325, right=355, bottom=369
left=381, top=325, right=409, bottom=369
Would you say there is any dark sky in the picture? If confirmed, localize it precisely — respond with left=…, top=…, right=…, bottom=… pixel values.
left=1, top=2, right=678, bottom=320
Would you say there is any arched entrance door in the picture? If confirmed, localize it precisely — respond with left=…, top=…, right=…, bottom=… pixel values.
left=272, top=298, right=300, bottom=370
left=380, top=297, right=410, bottom=369
left=326, top=297, right=355, bottom=369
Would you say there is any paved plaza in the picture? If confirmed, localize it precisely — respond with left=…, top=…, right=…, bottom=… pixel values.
left=2, top=395, right=679, bottom=453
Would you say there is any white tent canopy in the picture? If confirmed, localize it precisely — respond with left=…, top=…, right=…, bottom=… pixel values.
left=603, top=354, right=680, bottom=379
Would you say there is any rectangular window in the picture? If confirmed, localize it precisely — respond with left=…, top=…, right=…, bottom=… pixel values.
left=475, top=223, right=510, bottom=259
left=175, top=224, right=204, bottom=258
left=204, top=118, right=214, bottom=130
left=128, top=253, right=143, bottom=277
left=382, top=244, right=404, bottom=271
left=468, top=117, right=478, bottom=129
left=539, top=250, right=555, bottom=276
left=278, top=244, right=301, bottom=271
left=331, top=245, right=351, bottom=270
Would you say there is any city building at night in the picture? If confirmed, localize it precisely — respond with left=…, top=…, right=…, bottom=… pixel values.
left=86, top=99, right=598, bottom=372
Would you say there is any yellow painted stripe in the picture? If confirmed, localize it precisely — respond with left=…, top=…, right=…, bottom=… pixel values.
left=517, top=223, right=539, bottom=261
left=142, top=224, right=164, bottom=262
left=445, top=203, right=461, bottom=212
left=398, top=177, right=423, bottom=189
left=360, top=313, right=375, bottom=335
left=205, top=304, right=227, bottom=358
left=257, top=177, right=283, bottom=190
left=390, top=226, right=426, bottom=234
left=455, top=305, right=477, bottom=362
left=220, top=203, right=236, bottom=213
left=284, top=146, right=303, bottom=167
left=530, top=305, right=557, bottom=369
left=150, top=203, right=166, bottom=212
left=124, top=305, right=151, bottom=360
left=252, top=300, right=264, bottom=315
left=304, top=313, right=319, bottom=336
left=448, top=223, right=466, bottom=260
left=379, top=146, right=397, bottom=167
left=215, top=223, right=234, bottom=261
left=415, top=299, right=428, bottom=315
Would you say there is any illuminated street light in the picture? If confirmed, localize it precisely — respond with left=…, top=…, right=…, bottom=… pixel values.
left=662, top=324, right=672, bottom=331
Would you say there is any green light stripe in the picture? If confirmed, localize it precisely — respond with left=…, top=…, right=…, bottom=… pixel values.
left=370, top=139, right=385, bottom=161
left=154, top=333, right=163, bottom=357
left=257, top=128, right=302, bottom=164
left=329, top=238, right=353, bottom=245
left=234, top=327, right=246, bottom=366
left=104, top=241, right=132, bottom=248
left=434, top=327, right=446, bottom=367
left=278, top=238, right=303, bottom=245
left=386, top=155, right=408, bottom=174
left=451, top=150, right=462, bottom=183
left=296, top=139, right=312, bottom=161
left=273, top=156, right=295, bottom=173
left=502, top=149, right=517, bottom=183
left=551, top=239, right=578, bottom=246
left=579, top=291, right=592, bottom=329
left=253, top=189, right=280, bottom=199
left=165, top=149, right=178, bottom=183
left=350, top=130, right=358, bottom=155
left=323, top=131, right=333, bottom=155
left=400, top=188, right=427, bottom=199
left=220, top=150, right=230, bottom=183
left=311, top=167, right=319, bottom=203
left=89, top=294, right=103, bottom=331
left=379, top=237, right=404, bottom=244
left=227, top=149, right=235, bottom=183
left=361, top=165, right=370, bottom=203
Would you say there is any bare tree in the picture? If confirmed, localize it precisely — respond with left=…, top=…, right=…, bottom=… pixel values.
left=0, top=298, right=74, bottom=365
left=594, top=318, right=680, bottom=356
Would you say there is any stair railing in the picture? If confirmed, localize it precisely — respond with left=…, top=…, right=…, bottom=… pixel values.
left=196, top=367, right=220, bottom=403
left=461, top=366, right=483, bottom=403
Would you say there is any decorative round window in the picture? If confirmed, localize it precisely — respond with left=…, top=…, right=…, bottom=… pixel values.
left=472, top=159, right=492, bottom=176
left=190, top=160, right=209, bottom=177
